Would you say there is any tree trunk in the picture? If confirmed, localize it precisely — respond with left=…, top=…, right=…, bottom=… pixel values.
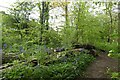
left=65, top=0, right=68, bottom=26
left=105, top=2, right=113, bottom=43
left=38, top=2, right=49, bottom=45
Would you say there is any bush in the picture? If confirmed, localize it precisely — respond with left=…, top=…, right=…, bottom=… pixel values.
left=42, top=30, right=62, bottom=48
left=2, top=52, right=95, bottom=80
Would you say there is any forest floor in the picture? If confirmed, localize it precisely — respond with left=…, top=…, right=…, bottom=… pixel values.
left=75, top=52, right=119, bottom=79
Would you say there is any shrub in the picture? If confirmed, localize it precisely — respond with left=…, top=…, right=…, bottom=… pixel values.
left=2, top=52, right=95, bottom=80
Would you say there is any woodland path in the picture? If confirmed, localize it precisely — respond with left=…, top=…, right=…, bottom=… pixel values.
left=75, top=52, right=119, bottom=79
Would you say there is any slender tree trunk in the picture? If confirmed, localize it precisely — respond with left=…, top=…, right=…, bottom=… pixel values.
left=108, top=9, right=113, bottom=43
left=105, top=2, right=113, bottom=43
left=118, top=2, right=120, bottom=53
left=38, top=2, right=44, bottom=45
left=45, top=2, right=49, bottom=30
left=38, top=1, right=49, bottom=45
left=76, top=4, right=80, bottom=30
left=65, top=0, right=68, bottom=26
left=76, top=2, right=81, bottom=43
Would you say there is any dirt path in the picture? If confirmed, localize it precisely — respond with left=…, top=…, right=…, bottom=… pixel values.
left=75, top=52, right=119, bottom=79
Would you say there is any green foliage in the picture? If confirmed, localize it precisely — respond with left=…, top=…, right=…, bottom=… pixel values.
left=111, top=72, right=120, bottom=78
left=42, top=30, right=62, bottom=48
left=61, top=27, right=77, bottom=49
left=2, top=1, right=118, bottom=53
left=2, top=52, right=95, bottom=79
left=2, top=53, right=19, bottom=64
left=1, top=1, right=118, bottom=79
left=107, top=52, right=120, bottom=79
left=107, top=68, right=120, bottom=79
left=2, top=61, right=34, bottom=79
left=108, top=52, right=120, bottom=59
left=95, top=41, right=118, bottom=52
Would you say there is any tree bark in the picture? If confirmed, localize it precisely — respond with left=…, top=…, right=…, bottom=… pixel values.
left=65, top=0, right=68, bottom=26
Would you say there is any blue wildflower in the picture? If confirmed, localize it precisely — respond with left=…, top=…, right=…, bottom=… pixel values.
left=72, top=61, right=76, bottom=64
left=46, top=48, right=51, bottom=55
left=10, top=46, right=12, bottom=49
left=0, top=48, right=2, bottom=54
left=19, top=46, right=24, bottom=53
left=3, top=43, right=7, bottom=48
left=61, top=56, right=67, bottom=62
left=76, top=57, right=80, bottom=61
left=43, top=45, right=47, bottom=52
left=44, top=45, right=47, bottom=49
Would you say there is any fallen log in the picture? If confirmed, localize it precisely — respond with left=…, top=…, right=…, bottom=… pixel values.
left=72, top=44, right=107, bottom=53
